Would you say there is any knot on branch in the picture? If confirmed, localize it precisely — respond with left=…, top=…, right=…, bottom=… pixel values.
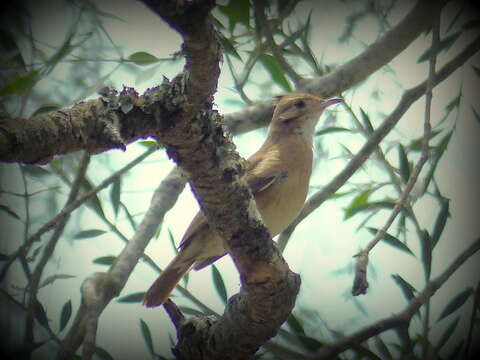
left=81, top=272, right=120, bottom=309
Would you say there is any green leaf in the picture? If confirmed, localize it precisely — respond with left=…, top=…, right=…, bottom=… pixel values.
left=0, top=204, right=21, bottom=220
left=472, top=106, right=480, bottom=124
left=93, top=255, right=116, bottom=266
left=94, top=346, right=114, bottom=360
left=286, top=313, right=306, bottom=335
left=110, top=178, right=121, bottom=218
left=374, top=336, right=392, bottom=360
left=140, top=319, right=155, bottom=355
left=315, top=126, right=352, bottom=136
left=446, top=94, right=461, bottom=113
left=438, top=288, right=473, bottom=322
left=259, top=54, right=292, bottom=92
left=343, top=188, right=371, bottom=219
left=359, top=108, right=374, bottom=133
left=344, top=200, right=395, bottom=220
left=0, top=70, right=39, bottom=97
left=74, top=229, right=107, bottom=240
left=432, top=199, right=450, bottom=248
left=472, top=65, right=480, bottom=78
left=218, top=33, right=242, bottom=61
left=417, top=32, right=461, bottom=63
left=33, top=298, right=49, bottom=327
left=217, top=0, right=250, bottom=31
left=127, top=51, right=160, bottom=66
left=423, top=130, right=453, bottom=193
left=407, top=129, right=442, bottom=152
left=391, top=274, right=416, bottom=302
left=367, top=228, right=414, bottom=256
left=437, top=316, right=460, bottom=350
left=397, top=144, right=410, bottom=182
left=59, top=300, right=72, bottom=332
left=22, top=165, right=51, bottom=178
left=80, top=178, right=106, bottom=219
left=211, top=264, right=228, bottom=304
left=420, top=230, right=432, bottom=279
left=178, top=306, right=204, bottom=316
left=117, top=292, right=146, bottom=303
left=137, top=140, right=159, bottom=148
left=39, top=274, right=75, bottom=288
left=31, top=103, right=62, bottom=117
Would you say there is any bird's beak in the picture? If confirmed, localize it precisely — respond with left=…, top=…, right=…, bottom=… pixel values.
left=322, top=98, right=343, bottom=107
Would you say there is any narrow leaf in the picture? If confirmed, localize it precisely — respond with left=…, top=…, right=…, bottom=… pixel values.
left=397, top=144, right=410, bottom=182
left=22, top=165, right=51, bottom=178
left=218, top=33, right=242, bottom=61
left=59, top=300, right=72, bottom=332
left=472, top=65, right=480, bottom=78
left=420, top=230, right=432, bottom=279
left=286, top=313, right=306, bottom=335
left=178, top=306, right=204, bottom=316
left=137, top=140, right=158, bottom=148
left=94, top=346, right=114, bottom=360
left=39, top=274, right=76, bottom=288
left=31, top=103, right=62, bottom=117
left=33, top=298, right=49, bottom=327
left=438, top=288, right=473, bottom=322
left=446, top=94, right=461, bottom=113
left=367, top=228, right=414, bottom=256
left=0, top=70, right=39, bottom=97
left=315, top=126, right=352, bottom=136
left=259, top=54, right=292, bottom=92
left=432, top=199, right=450, bottom=248
left=73, top=229, right=107, bottom=239
left=343, top=188, right=371, bottom=219
left=0, top=204, right=21, bottom=220
left=359, top=108, right=374, bottom=133
left=417, top=32, right=461, bottom=63
left=423, top=131, right=453, bottom=193
left=217, top=0, right=250, bottom=31
left=344, top=200, right=396, bottom=220
left=391, top=274, right=417, bottom=302
left=117, top=292, right=146, bottom=303
left=140, top=319, right=155, bottom=355
left=472, top=106, right=480, bottom=124
left=128, top=51, right=160, bottom=66
left=437, top=316, right=460, bottom=350
left=374, top=336, right=392, bottom=360
left=211, top=264, right=228, bottom=304
left=93, top=256, right=116, bottom=266
left=110, top=178, right=121, bottom=218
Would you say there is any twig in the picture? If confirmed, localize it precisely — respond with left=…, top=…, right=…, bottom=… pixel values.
left=24, top=152, right=90, bottom=346
left=0, top=146, right=157, bottom=283
left=254, top=0, right=303, bottom=84
left=310, top=237, right=480, bottom=359
left=56, top=167, right=185, bottom=360
left=277, top=35, right=480, bottom=252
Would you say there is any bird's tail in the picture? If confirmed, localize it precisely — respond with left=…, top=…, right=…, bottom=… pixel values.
left=143, top=253, right=195, bottom=308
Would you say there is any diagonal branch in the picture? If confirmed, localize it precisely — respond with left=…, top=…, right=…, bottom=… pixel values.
left=225, top=1, right=444, bottom=135
left=56, top=167, right=185, bottom=360
left=351, top=8, right=441, bottom=296
left=277, top=35, right=480, bottom=251
left=309, top=237, right=480, bottom=360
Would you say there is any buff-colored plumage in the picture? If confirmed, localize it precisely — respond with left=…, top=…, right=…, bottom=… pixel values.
left=143, top=93, right=342, bottom=307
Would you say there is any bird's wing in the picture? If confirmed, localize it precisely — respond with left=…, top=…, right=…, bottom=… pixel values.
left=179, top=148, right=284, bottom=249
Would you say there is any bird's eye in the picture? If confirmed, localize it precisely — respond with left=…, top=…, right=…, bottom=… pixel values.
left=294, top=100, right=306, bottom=109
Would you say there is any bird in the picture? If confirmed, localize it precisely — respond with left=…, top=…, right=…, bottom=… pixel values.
left=143, top=93, right=342, bottom=307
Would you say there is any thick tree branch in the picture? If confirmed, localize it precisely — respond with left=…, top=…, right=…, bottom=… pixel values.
left=277, top=35, right=480, bottom=252
left=310, top=237, right=480, bottom=360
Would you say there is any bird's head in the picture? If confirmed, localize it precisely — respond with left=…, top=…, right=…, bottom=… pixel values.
left=269, top=93, right=342, bottom=142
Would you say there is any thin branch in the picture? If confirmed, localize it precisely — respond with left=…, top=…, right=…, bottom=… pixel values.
left=309, top=237, right=480, bottom=360
left=24, top=152, right=90, bottom=346
left=0, top=146, right=157, bottom=283
left=277, top=35, right=480, bottom=252
left=56, top=167, right=185, bottom=360
left=225, top=1, right=444, bottom=135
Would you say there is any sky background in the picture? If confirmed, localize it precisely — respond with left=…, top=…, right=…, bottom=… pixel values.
left=1, top=1, right=479, bottom=359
